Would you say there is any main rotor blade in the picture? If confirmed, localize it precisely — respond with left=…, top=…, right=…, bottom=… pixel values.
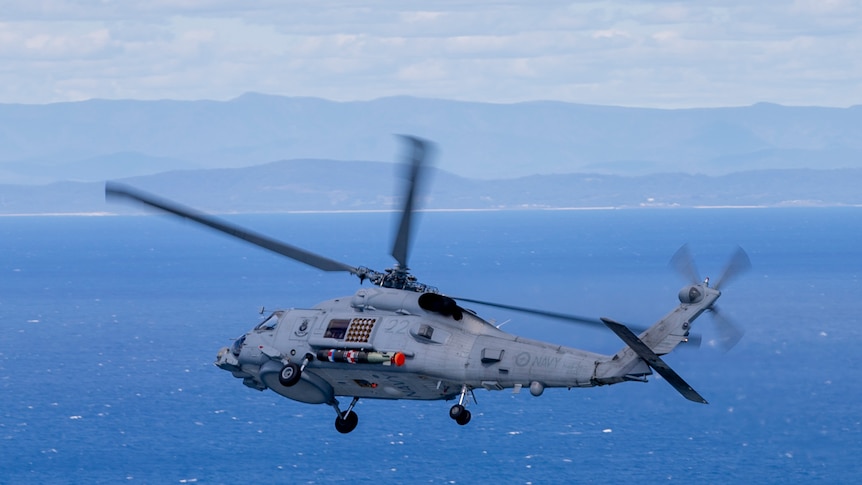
left=454, top=295, right=701, bottom=347
left=714, top=246, right=752, bottom=290
left=452, top=296, right=645, bottom=332
left=669, top=243, right=700, bottom=284
left=105, top=182, right=360, bottom=274
left=391, top=135, right=432, bottom=269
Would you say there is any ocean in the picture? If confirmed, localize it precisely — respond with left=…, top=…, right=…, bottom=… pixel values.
left=1, top=208, right=860, bottom=484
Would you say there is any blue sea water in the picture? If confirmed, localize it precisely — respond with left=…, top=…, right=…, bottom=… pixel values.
left=1, top=208, right=861, bottom=484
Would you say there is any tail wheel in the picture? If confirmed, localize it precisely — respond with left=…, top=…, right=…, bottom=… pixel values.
left=335, top=410, right=359, bottom=434
left=278, top=362, right=301, bottom=387
left=449, top=404, right=465, bottom=420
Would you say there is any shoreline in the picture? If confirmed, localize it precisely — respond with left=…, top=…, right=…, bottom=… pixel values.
left=3, top=204, right=861, bottom=217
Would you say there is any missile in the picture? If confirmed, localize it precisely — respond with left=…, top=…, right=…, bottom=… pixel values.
left=317, top=349, right=406, bottom=366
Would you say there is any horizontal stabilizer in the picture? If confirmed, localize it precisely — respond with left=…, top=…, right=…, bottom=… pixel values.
left=601, top=317, right=708, bottom=404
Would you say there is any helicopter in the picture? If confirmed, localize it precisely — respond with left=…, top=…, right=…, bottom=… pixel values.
left=105, top=136, right=750, bottom=434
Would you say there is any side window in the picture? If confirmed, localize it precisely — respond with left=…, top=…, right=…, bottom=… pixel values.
left=324, top=319, right=351, bottom=340
left=255, top=312, right=281, bottom=331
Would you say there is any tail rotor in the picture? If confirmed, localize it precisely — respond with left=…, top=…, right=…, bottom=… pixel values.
left=670, top=244, right=751, bottom=352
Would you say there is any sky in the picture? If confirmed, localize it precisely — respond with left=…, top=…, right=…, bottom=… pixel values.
left=1, top=0, right=861, bottom=108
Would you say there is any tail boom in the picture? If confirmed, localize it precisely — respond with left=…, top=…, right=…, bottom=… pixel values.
left=593, top=282, right=720, bottom=403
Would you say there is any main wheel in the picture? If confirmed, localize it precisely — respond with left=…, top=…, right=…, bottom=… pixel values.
left=335, top=410, right=359, bottom=434
left=449, top=404, right=465, bottom=420
left=455, top=409, right=472, bottom=426
left=278, top=362, right=301, bottom=387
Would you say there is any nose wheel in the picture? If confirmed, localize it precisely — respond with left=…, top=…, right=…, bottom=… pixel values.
left=277, top=362, right=301, bottom=387
left=278, top=353, right=313, bottom=387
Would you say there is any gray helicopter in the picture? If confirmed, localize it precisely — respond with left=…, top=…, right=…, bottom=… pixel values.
left=106, top=136, right=749, bottom=434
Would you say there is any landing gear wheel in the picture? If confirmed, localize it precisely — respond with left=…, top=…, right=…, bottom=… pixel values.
left=455, top=410, right=472, bottom=426
left=335, top=410, right=359, bottom=434
left=449, top=404, right=465, bottom=420
left=278, top=362, right=301, bottom=387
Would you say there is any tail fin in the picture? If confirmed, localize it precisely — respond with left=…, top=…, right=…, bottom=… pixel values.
left=594, top=281, right=720, bottom=403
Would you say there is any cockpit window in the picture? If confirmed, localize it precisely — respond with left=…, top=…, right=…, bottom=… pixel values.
left=231, top=335, right=246, bottom=356
left=255, top=312, right=281, bottom=331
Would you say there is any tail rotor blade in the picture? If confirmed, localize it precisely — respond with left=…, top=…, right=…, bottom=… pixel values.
left=391, top=135, right=432, bottom=270
left=710, top=306, right=745, bottom=352
left=669, top=244, right=700, bottom=284
left=714, top=246, right=752, bottom=290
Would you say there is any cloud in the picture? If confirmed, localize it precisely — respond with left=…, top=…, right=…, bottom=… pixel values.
left=0, top=1, right=861, bottom=107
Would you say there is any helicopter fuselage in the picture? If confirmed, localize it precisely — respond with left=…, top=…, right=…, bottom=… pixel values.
left=215, top=286, right=617, bottom=406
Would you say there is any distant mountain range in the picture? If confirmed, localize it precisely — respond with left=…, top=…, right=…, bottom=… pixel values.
left=1, top=159, right=859, bottom=215
left=2, top=94, right=861, bottom=184
left=1, top=94, right=860, bottom=213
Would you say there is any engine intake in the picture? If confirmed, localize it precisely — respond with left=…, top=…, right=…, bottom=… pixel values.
left=418, top=293, right=464, bottom=320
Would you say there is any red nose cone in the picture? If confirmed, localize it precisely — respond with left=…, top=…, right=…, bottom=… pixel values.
left=392, top=352, right=406, bottom=367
